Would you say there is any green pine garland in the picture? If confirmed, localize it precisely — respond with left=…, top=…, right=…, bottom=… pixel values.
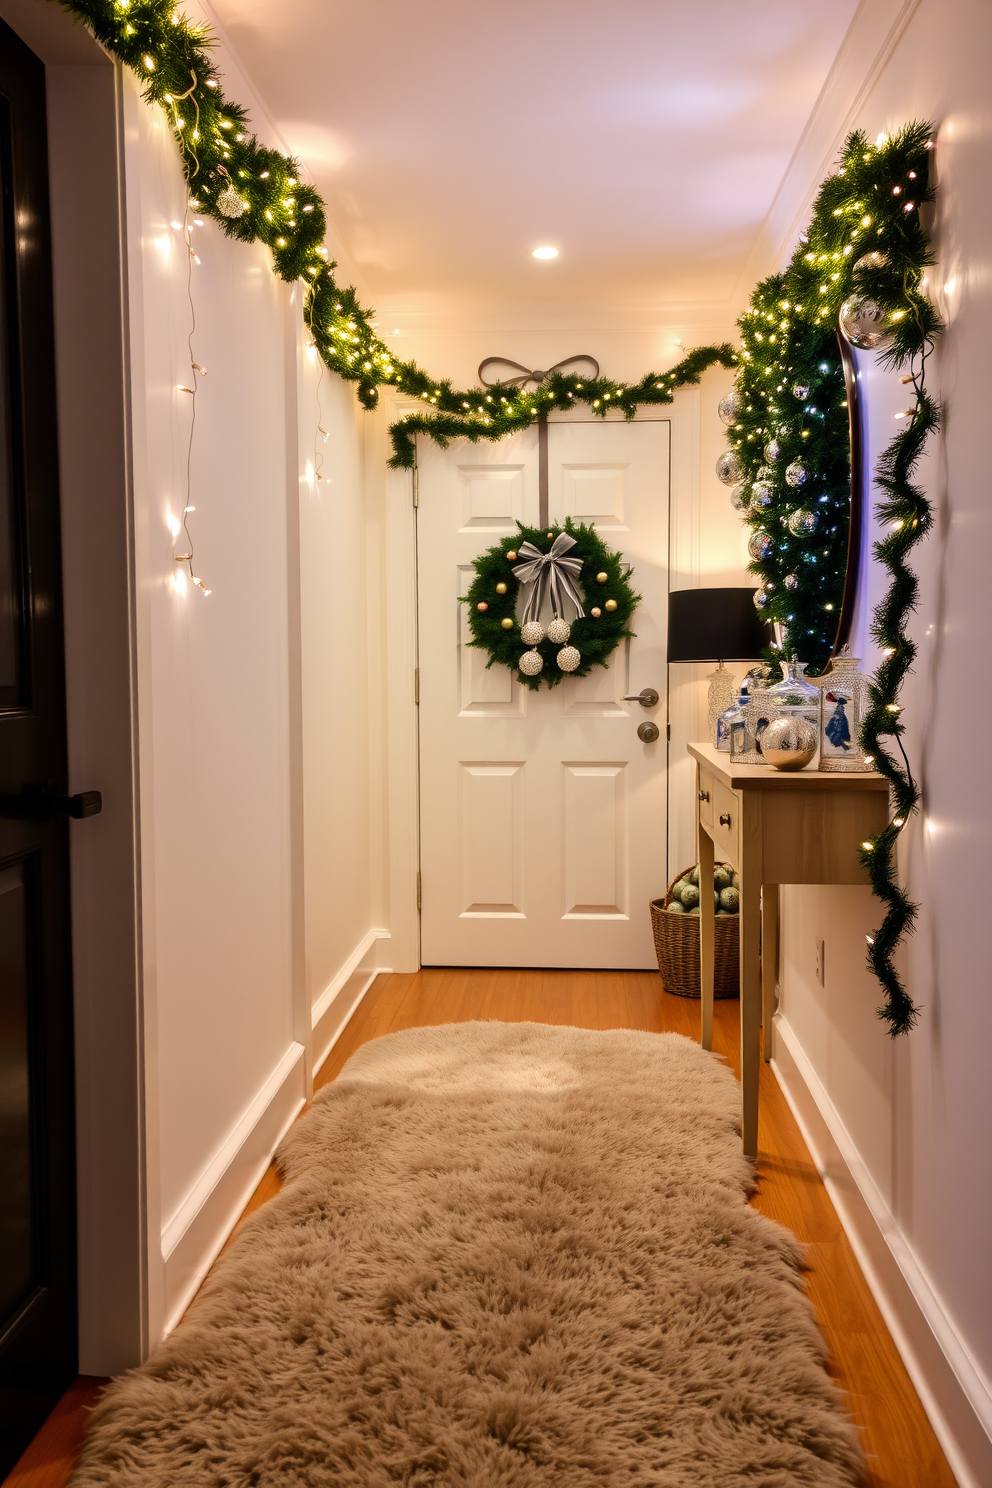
left=62, top=0, right=942, bottom=1033
left=465, top=522, right=639, bottom=690
left=726, top=121, right=942, bottom=1033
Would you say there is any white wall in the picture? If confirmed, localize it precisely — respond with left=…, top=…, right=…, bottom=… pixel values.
left=775, top=4, right=992, bottom=1483
left=118, top=11, right=385, bottom=1344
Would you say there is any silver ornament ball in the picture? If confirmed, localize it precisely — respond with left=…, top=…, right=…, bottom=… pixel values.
left=750, top=480, right=775, bottom=511
left=518, top=648, right=544, bottom=677
left=784, top=573, right=799, bottom=590
left=730, top=481, right=749, bottom=512
left=839, top=295, right=894, bottom=351
left=787, top=507, right=819, bottom=537
left=718, top=391, right=741, bottom=426
left=546, top=617, right=571, bottom=645
left=761, top=715, right=818, bottom=771
left=556, top=645, right=581, bottom=673
left=716, top=450, right=742, bottom=486
left=748, top=529, right=774, bottom=561
left=520, top=620, right=545, bottom=646
left=217, top=185, right=248, bottom=219
left=792, top=383, right=810, bottom=401
left=853, top=250, right=888, bottom=276
left=785, top=461, right=807, bottom=487
left=764, top=439, right=783, bottom=463
left=753, top=587, right=770, bottom=611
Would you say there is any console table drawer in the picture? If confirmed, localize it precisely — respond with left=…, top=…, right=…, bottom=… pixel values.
left=711, top=780, right=740, bottom=869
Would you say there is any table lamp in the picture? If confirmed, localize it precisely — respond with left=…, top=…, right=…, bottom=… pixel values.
left=667, top=588, right=772, bottom=741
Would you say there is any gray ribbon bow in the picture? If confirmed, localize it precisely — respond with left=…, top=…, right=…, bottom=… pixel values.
left=514, top=533, right=586, bottom=624
left=478, top=354, right=600, bottom=390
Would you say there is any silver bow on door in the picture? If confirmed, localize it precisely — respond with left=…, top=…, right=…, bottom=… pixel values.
left=477, top=355, right=600, bottom=527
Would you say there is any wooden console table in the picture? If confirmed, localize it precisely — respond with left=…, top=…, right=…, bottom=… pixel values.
left=688, top=742, right=889, bottom=1157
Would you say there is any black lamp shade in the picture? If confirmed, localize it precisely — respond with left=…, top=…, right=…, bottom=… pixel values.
left=667, top=587, right=770, bottom=663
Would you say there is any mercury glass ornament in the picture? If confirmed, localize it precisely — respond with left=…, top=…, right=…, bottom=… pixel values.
left=748, top=529, right=773, bottom=561
left=730, top=481, right=749, bottom=511
left=764, top=439, right=783, bottom=463
left=556, top=645, right=581, bottom=672
left=761, top=715, right=818, bottom=771
left=792, top=383, right=810, bottom=401
left=750, top=480, right=775, bottom=511
left=784, top=573, right=799, bottom=590
left=520, top=620, right=545, bottom=645
left=753, top=587, right=770, bottom=611
left=716, top=450, right=742, bottom=486
left=785, top=461, right=808, bottom=487
left=853, top=250, right=887, bottom=276
left=839, top=295, right=894, bottom=351
left=718, top=390, right=741, bottom=425
left=756, top=465, right=771, bottom=480
left=217, top=185, right=248, bottom=219
left=518, top=648, right=544, bottom=677
left=819, top=655, right=873, bottom=772
left=787, top=507, right=819, bottom=537
left=546, top=617, right=571, bottom=645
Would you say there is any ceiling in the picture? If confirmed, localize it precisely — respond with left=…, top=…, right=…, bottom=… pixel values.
left=208, top=0, right=861, bottom=326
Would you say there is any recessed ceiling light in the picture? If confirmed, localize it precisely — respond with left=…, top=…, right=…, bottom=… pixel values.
left=532, top=245, right=559, bottom=260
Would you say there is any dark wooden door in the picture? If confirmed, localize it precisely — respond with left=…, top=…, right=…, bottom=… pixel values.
left=0, top=20, right=78, bottom=1475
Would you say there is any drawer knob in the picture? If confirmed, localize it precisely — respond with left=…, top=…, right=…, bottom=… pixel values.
left=698, top=790, right=710, bottom=802
left=719, top=812, right=732, bottom=827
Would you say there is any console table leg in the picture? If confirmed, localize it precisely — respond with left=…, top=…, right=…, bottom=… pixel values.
left=740, top=877, right=762, bottom=1158
left=761, top=885, right=779, bottom=1063
left=697, top=786, right=715, bottom=1052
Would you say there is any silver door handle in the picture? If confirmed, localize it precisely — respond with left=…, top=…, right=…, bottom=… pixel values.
left=623, top=688, right=659, bottom=708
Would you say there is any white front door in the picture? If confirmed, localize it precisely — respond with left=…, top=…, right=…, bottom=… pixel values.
left=417, top=417, right=669, bottom=968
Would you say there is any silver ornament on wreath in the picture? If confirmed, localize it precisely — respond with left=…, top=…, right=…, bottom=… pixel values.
left=546, top=617, right=571, bottom=645
left=520, top=620, right=545, bottom=646
left=718, top=391, right=741, bottom=426
left=556, top=645, right=581, bottom=673
left=839, top=295, right=893, bottom=351
left=518, top=648, right=544, bottom=677
left=716, top=450, right=742, bottom=486
left=787, top=508, right=819, bottom=537
left=748, top=529, right=774, bottom=561
left=785, top=461, right=807, bottom=487
left=216, top=184, right=248, bottom=219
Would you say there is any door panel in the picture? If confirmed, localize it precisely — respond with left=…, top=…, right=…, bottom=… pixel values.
left=0, top=20, right=78, bottom=1474
left=418, top=419, right=669, bottom=968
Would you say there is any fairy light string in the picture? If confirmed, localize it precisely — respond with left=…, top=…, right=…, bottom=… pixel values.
left=66, top=0, right=942, bottom=1032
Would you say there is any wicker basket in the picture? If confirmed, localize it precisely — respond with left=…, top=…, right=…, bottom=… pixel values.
left=650, top=863, right=739, bottom=999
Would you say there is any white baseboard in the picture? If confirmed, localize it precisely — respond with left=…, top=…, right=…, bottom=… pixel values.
left=772, top=1014, right=992, bottom=1488
left=160, top=1041, right=306, bottom=1336
left=312, top=927, right=391, bottom=1075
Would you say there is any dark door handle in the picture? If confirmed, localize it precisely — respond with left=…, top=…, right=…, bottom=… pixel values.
left=0, top=783, right=102, bottom=819
left=719, top=812, right=732, bottom=827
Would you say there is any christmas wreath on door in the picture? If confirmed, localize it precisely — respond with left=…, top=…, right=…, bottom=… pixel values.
left=464, top=519, right=640, bottom=690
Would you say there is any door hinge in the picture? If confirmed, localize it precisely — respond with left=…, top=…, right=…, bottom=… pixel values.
left=412, top=467, right=419, bottom=508
left=414, top=666, right=420, bottom=705
left=416, top=871, right=422, bottom=911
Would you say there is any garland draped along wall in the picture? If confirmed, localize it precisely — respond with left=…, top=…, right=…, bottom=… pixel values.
left=64, top=0, right=941, bottom=1030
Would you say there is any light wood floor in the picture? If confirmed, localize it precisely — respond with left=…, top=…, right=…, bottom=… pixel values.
left=5, top=970, right=957, bottom=1488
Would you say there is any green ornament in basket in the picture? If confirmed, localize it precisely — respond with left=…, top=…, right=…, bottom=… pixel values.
left=667, top=865, right=740, bottom=916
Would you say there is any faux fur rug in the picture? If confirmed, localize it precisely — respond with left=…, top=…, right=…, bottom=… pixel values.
left=72, top=1022, right=863, bottom=1486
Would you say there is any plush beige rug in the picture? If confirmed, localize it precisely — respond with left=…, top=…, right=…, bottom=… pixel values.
left=72, top=1022, right=863, bottom=1486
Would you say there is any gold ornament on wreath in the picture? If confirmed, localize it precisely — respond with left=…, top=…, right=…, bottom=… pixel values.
left=464, top=520, right=640, bottom=691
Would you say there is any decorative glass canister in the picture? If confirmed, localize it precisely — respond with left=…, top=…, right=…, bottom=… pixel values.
left=718, top=666, right=766, bottom=753
left=728, top=669, right=772, bottom=763
left=765, top=658, right=820, bottom=721
left=818, top=655, right=873, bottom=772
